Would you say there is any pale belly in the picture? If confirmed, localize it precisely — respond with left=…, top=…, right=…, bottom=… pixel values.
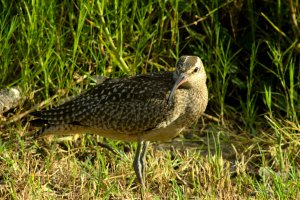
left=41, top=123, right=185, bottom=142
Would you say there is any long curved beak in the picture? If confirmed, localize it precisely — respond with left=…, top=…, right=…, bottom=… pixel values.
left=167, top=73, right=186, bottom=104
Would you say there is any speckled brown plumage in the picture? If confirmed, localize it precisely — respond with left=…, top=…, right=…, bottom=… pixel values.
left=31, top=56, right=208, bottom=142
left=31, top=55, right=208, bottom=187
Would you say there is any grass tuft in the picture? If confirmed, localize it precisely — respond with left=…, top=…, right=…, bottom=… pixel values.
left=0, top=0, right=299, bottom=198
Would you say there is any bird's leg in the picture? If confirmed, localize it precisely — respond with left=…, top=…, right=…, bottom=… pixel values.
left=140, top=141, right=149, bottom=181
left=133, top=141, right=149, bottom=187
left=133, top=141, right=143, bottom=184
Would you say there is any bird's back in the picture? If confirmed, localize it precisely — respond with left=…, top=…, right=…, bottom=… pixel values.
left=32, top=72, right=181, bottom=137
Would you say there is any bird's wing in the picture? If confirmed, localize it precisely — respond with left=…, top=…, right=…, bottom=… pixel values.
left=31, top=72, right=177, bottom=132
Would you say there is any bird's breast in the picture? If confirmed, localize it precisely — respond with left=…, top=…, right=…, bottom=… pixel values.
left=171, top=86, right=208, bottom=127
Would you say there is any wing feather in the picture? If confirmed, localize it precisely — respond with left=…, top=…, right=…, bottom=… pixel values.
left=31, top=72, right=175, bottom=132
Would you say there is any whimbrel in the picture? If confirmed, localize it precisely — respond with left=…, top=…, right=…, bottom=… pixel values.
left=31, top=55, right=208, bottom=186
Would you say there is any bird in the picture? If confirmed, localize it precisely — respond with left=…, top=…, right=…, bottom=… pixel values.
left=31, top=55, right=208, bottom=187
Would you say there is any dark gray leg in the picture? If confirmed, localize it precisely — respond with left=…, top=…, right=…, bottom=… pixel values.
left=133, top=141, right=149, bottom=186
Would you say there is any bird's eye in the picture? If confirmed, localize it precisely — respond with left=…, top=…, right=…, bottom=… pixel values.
left=193, top=67, right=199, bottom=73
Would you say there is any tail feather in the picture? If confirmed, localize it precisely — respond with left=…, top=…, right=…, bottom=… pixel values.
left=30, top=119, right=49, bottom=126
left=30, top=111, right=43, bottom=117
left=29, top=107, right=88, bottom=124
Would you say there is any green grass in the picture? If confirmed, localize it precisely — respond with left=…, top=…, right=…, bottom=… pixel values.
left=0, top=0, right=300, bottom=199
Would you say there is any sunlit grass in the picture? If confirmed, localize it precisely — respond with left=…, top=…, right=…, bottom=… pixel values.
left=0, top=0, right=299, bottom=199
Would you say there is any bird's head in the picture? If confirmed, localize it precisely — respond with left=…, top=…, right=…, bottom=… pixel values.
left=168, top=56, right=206, bottom=103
